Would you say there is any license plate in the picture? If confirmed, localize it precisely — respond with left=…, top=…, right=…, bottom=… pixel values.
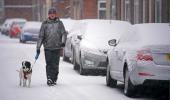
left=166, top=54, right=170, bottom=61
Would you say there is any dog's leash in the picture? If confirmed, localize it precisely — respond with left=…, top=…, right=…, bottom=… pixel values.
left=31, top=59, right=37, bottom=69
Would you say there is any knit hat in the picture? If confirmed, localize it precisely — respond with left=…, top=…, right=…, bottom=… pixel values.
left=48, top=7, right=57, bottom=14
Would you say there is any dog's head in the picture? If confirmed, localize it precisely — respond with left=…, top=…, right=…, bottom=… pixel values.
left=22, top=61, right=31, bottom=72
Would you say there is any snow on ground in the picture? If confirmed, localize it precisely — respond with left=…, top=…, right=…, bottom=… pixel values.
left=0, top=33, right=157, bottom=100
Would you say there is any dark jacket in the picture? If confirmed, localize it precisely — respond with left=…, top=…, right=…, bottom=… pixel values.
left=37, top=18, right=67, bottom=50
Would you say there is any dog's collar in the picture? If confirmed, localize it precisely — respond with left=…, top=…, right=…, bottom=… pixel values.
left=23, top=69, right=32, bottom=79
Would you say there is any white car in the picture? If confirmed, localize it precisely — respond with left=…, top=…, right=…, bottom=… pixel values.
left=20, top=21, right=42, bottom=43
left=74, top=19, right=131, bottom=75
left=106, top=23, right=170, bottom=97
left=1, top=18, right=26, bottom=35
left=62, top=20, right=83, bottom=63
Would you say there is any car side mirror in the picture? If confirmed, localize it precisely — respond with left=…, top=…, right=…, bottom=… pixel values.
left=77, top=35, right=82, bottom=40
left=108, top=39, right=117, bottom=46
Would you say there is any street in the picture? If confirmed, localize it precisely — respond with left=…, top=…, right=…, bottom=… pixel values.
left=0, top=34, right=168, bottom=100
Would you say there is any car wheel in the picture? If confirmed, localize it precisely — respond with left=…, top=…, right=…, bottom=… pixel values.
left=20, top=35, right=26, bottom=43
left=10, top=34, right=13, bottom=38
left=63, top=50, right=70, bottom=62
left=70, top=48, right=74, bottom=64
left=106, top=64, right=117, bottom=87
left=124, top=67, right=136, bottom=97
left=79, top=56, right=86, bottom=75
left=73, top=55, right=79, bottom=70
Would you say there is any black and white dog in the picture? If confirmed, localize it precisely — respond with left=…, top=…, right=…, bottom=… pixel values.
left=17, top=61, right=32, bottom=87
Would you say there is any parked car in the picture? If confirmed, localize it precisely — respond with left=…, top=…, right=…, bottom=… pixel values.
left=1, top=19, right=12, bottom=35
left=73, top=19, right=131, bottom=75
left=106, top=23, right=170, bottom=97
left=60, top=19, right=77, bottom=57
left=20, top=21, right=42, bottom=43
left=1, top=18, right=26, bottom=36
left=9, top=21, right=25, bottom=38
left=63, top=20, right=83, bottom=62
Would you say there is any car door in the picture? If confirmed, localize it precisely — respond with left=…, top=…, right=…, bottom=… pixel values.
left=110, top=43, right=125, bottom=81
left=75, top=34, right=83, bottom=65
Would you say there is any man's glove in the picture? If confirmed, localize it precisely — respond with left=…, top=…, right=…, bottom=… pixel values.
left=35, top=49, right=40, bottom=60
left=60, top=43, right=65, bottom=47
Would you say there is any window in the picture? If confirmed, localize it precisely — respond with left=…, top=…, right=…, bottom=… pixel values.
left=143, top=0, right=146, bottom=23
left=134, top=0, right=139, bottom=24
left=98, top=0, right=106, bottom=19
left=111, top=0, right=116, bottom=19
left=100, top=2, right=106, bottom=8
left=125, top=0, right=130, bottom=22
left=155, top=0, right=162, bottom=23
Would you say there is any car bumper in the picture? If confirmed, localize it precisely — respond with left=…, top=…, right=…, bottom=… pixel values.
left=22, top=34, right=38, bottom=41
left=130, top=61, right=170, bottom=86
left=81, top=51, right=107, bottom=70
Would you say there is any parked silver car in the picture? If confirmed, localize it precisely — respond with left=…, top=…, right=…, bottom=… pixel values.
left=73, top=19, right=131, bottom=75
left=1, top=18, right=26, bottom=35
left=106, top=23, right=170, bottom=97
left=20, top=21, right=42, bottom=43
left=62, top=20, right=81, bottom=62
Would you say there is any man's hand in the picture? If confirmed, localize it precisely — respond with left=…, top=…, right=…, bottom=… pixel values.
left=60, top=43, right=65, bottom=47
left=35, top=49, right=40, bottom=60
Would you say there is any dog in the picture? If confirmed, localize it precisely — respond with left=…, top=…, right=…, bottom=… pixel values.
left=17, top=61, right=32, bottom=87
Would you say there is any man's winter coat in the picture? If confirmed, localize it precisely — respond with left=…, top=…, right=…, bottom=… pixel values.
left=37, top=18, right=67, bottom=50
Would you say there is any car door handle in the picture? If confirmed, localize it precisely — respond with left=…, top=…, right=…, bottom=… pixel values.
left=115, top=51, right=118, bottom=54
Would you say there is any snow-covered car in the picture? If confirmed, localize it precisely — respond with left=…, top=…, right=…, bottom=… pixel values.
left=106, top=23, right=170, bottom=97
left=61, top=19, right=78, bottom=60
left=20, top=21, right=42, bottom=43
left=1, top=18, right=26, bottom=35
left=73, top=19, right=131, bottom=75
left=63, top=20, right=84, bottom=63
left=9, top=21, right=25, bottom=38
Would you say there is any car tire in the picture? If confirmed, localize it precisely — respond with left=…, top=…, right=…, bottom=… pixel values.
left=106, top=64, right=117, bottom=87
left=63, top=50, right=70, bottom=62
left=124, top=67, right=136, bottom=97
left=73, top=55, right=79, bottom=70
left=20, top=35, right=26, bottom=43
left=70, top=48, right=74, bottom=64
left=10, top=34, right=13, bottom=38
left=79, top=56, right=86, bottom=75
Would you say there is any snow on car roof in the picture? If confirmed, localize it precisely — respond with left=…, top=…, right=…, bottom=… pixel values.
left=23, top=21, right=42, bottom=31
left=82, top=19, right=131, bottom=40
left=80, top=19, right=132, bottom=50
left=60, top=19, right=77, bottom=32
left=133, top=23, right=170, bottom=45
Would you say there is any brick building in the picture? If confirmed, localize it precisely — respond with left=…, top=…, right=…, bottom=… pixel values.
left=2, top=0, right=51, bottom=22
left=0, top=0, right=4, bottom=23
left=52, top=0, right=70, bottom=18
left=106, top=0, right=170, bottom=24
left=70, top=0, right=99, bottom=19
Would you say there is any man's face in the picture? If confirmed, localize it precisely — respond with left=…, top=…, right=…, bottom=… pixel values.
left=48, top=13, right=57, bottom=20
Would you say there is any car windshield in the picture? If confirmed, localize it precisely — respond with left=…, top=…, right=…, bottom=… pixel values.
left=23, top=22, right=42, bottom=34
left=15, top=22, right=26, bottom=28
left=83, top=20, right=129, bottom=46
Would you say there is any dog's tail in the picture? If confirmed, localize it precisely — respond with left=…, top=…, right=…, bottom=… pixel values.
left=16, top=70, right=20, bottom=72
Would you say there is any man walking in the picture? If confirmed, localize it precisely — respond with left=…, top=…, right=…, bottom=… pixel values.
left=35, top=8, right=67, bottom=86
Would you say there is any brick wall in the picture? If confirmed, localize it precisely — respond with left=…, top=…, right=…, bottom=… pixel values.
left=70, top=0, right=97, bottom=19
left=82, top=0, right=97, bottom=19
left=5, top=8, right=32, bottom=20
left=4, top=0, right=33, bottom=5
left=3, top=0, right=49, bottom=21
left=53, top=0, right=70, bottom=18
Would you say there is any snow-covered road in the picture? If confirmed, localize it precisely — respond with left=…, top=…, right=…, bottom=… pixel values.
left=0, top=34, right=167, bottom=100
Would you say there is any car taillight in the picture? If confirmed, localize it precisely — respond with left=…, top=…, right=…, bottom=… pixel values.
left=136, top=49, right=153, bottom=61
